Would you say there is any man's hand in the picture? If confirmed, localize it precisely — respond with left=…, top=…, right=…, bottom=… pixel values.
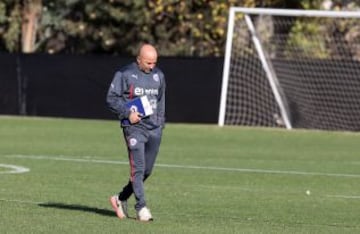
left=129, top=111, right=142, bottom=124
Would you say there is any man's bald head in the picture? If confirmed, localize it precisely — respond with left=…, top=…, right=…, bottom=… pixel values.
left=137, top=44, right=158, bottom=73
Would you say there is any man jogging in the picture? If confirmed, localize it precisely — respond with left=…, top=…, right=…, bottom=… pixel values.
left=106, top=44, right=166, bottom=222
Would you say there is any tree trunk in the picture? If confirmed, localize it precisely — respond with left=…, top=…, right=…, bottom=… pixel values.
left=22, top=0, right=42, bottom=53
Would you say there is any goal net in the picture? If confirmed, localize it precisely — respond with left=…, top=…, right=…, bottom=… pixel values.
left=219, top=8, right=360, bottom=131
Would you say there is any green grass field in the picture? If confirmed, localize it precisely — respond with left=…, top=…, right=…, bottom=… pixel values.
left=1, top=116, right=360, bottom=233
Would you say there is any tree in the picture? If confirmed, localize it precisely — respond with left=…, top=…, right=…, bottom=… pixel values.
left=285, top=0, right=360, bottom=60
left=1, top=0, right=359, bottom=56
left=38, top=0, right=260, bottom=56
left=22, top=0, right=42, bottom=53
left=0, top=0, right=43, bottom=53
left=0, top=0, right=21, bottom=52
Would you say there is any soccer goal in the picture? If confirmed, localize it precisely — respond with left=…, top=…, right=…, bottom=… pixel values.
left=219, top=8, right=360, bottom=131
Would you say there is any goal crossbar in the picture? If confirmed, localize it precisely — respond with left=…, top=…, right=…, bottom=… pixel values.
left=229, top=7, right=360, bottom=18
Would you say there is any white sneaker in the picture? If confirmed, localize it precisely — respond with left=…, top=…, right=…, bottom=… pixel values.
left=137, top=206, right=153, bottom=222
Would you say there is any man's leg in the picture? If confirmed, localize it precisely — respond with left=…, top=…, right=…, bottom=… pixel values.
left=118, top=180, right=132, bottom=201
left=123, top=127, right=148, bottom=211
left=118, top=127, right=145, bottom=202
left=144, top=127, right=162, bottom=180
left=134, top=127, right=162, bottom=221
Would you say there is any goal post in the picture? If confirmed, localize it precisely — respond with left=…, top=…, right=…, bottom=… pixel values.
left=219, top=7, right=360, bottom=131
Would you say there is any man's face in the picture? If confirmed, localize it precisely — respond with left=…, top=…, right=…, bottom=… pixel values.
left=138, top=57, right=157, bottom=73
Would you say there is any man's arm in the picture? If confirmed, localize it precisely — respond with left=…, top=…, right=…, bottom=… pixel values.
left=106, top=71, right=131, bottom=120
left=157, top=73, right=166, bottom=128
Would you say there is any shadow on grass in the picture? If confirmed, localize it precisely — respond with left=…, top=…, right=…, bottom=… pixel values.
left=38, top=202, right=114, bottom=217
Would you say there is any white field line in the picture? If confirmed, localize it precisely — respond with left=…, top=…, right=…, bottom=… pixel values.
left=0, top=198, right=43, bottom=205
left=4, top=154, right=360, bottom=178
left=0, top=164, right=30, bottom=174
left=326, top=195, right=360, bottom=199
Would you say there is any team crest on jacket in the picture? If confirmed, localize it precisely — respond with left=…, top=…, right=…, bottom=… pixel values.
left=153, top=74, right=159, bottom=82
left=129, top=138, right=137, bottom=146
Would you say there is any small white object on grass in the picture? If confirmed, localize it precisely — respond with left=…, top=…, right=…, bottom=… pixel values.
left=306, top=190, right=311, bottom=195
